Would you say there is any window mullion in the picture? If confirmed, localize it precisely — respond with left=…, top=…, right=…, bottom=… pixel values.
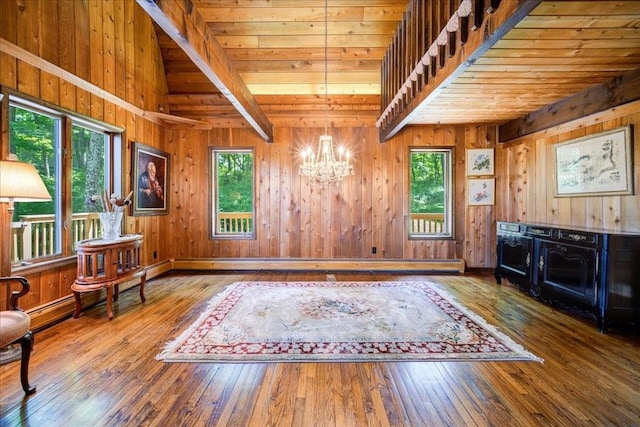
left=61, top=116, right=73, bottom=256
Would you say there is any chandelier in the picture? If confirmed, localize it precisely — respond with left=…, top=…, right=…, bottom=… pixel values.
left=300, top=0, right=353, bottom=187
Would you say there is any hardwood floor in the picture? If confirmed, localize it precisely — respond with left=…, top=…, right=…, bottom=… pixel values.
left=1, top=271, right=639, bottom=426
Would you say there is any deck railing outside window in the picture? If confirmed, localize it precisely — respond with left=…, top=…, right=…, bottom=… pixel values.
left=11, top=213, right=102, bottom=263
left=217, top=212, right=253, bottom=234
left=409, top=213, right=445, bottom=234
left=12, top=212, right=443, bottom=262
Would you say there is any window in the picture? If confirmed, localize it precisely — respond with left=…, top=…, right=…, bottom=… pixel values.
left=8, top=96, right=122, bottom=264
left=71, top=123, right=109, bottom=250
left=409, top=148, right=453, bottom=238
left=9, top=103, right=62, bottom=260
left=211, top=148, right=255, bottom=238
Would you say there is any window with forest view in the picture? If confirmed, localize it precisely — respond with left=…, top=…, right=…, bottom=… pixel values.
left=8, top=97, right=120, bottom=264
left=9, top=103, right=61, bottom=260
left=71, top=124, right=108, bottom=250
left=409, top=148, right=453, bottom=238
left=211, top=148, right=255, bottom=238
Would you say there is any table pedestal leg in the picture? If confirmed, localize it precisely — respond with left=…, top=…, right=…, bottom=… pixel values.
left=106, top=286, right=114, bottom=320
left=73, top=292, right=82, bottom=319
left=139, top=271, right=147, bottom=303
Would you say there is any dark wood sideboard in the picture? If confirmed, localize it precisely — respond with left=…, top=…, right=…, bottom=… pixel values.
left=495, top=221, right=640, bottom=332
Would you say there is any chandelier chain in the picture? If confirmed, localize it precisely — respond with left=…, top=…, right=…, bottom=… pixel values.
left=324, top=0, right=328, bottom=135
left=298, top=0, right=354, bottom=187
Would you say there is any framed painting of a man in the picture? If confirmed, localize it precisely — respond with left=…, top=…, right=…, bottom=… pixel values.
left=132, top=142, right=169, bottom=216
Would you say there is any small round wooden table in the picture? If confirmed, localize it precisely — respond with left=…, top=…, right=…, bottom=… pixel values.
left=71, top=234, right=146, bottom=320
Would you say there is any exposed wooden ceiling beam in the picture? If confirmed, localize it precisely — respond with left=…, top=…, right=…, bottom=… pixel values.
left=137, top=0, right=274, bottom=142
left=499, top=68, right=640, bottom=143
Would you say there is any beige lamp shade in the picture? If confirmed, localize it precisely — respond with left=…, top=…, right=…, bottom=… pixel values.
left=0, top=159, right=52, bottom=202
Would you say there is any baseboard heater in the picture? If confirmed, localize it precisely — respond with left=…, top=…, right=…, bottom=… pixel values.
left=171, top=258, right=465, bottom=273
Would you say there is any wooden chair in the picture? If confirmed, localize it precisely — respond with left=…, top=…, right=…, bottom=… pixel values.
left=0, top=276, right=36, bottom=395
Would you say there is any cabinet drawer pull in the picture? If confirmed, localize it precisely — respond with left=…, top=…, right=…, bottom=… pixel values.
left=566, top=233, right=586, bottom=242
left=526, top=252, right=530, bottom=267
left=538, top=256, right=544, bottom=272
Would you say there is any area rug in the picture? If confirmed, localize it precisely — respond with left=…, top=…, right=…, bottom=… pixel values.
left=156, top=281, right=542, bottom=363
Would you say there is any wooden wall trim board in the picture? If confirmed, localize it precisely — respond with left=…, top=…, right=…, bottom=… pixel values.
left=27, top=293, right=101, bottom=331
left=0, top=38, right=145, bottom=118
left=144, top=259, right=173, bottom=279
left=0, top=37, right=210, bottom=129
left=9, top=256, right=76, bottom=277
left=27, top=278, right=138, bottom=331
left=170, top=258, right=466, bottom=273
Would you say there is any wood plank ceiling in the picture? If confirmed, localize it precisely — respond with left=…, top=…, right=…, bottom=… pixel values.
left=152, top=0, right=640, bottom=138
left=157, top=0, right=407, bottom=130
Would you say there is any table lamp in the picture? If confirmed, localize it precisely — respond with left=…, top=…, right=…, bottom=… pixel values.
left=0, top=154, right=52, bottom=213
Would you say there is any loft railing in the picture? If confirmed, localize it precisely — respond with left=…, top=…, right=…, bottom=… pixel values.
left=378, top=0, right=503, bottom=139
left=11, top=213, right=102, bottom=263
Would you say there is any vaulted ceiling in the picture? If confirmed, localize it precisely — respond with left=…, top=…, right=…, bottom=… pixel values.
left=148, top=0, right=406, bottom=135
left=140, top=0, right=640, bottom=142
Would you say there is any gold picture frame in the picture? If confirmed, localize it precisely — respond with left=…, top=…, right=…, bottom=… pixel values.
left=132, top=142, right=170, bottom=216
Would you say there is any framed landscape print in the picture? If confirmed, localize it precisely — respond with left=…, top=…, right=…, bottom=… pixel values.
left=468, top=178, right=495, bottom=206
left=466, top=148, right=494, bottom=176
left=132, top=142, right=170, bottom=216
left=554, top=126, right=633, bottom=197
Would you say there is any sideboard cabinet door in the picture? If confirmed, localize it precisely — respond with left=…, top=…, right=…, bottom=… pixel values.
left=601, top=236, right=640, bottom=328
left=495, top=225, right=533, bottom=291
left=535, top=239, right=599, bottom=308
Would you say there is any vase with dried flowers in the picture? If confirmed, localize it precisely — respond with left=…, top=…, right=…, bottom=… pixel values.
left=87, top=190, right=133, bottom=240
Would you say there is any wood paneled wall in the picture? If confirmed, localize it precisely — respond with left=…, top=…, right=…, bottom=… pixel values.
left=165, top=124, right=497, bottom=266
left=495, top=104, right=640, bottom=233
left=0, top=0, right=168, bottom=308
